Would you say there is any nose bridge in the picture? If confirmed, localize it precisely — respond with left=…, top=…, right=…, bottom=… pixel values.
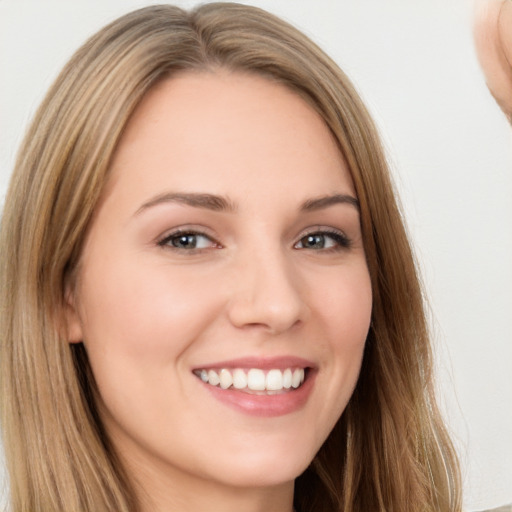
left=227, top=241, right=304, bottom=333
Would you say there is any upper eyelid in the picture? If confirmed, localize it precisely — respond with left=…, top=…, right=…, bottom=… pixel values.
left=295, top=226, right=349, bottom=239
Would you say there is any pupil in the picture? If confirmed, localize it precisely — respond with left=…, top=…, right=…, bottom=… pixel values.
left=306, top=234, right=324, bottom=248
left=174, top=234, right=196, bottom=249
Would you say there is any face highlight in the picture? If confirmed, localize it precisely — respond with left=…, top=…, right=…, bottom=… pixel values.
left=67, top=71, right=372, bottom=504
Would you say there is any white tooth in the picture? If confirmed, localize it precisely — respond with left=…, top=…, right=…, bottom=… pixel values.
left=291, top=369, right=303, bottom=388
left=232, top=369, right=247, bottom=389
left=200, top=370, right=209, bottom=383
left=208, top=369, right=220, bottom=386
left=247, top=369, right=266, bottom=391
left=266, top=369, right=283, bottom=391
left=283, top=368, right=292, bottom=389
left=300, top=369, right=305, bottom=384
left=219, top=369, right=233, bottom=389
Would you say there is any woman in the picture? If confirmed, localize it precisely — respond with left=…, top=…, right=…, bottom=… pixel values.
left=0, top=3, right=462, bottom=511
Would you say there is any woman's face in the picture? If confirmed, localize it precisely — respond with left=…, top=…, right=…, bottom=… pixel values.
left=67, top=71, right=372, bottom=494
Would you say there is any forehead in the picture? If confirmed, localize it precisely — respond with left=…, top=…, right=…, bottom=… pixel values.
left=107, top=70, right=354, bottom=203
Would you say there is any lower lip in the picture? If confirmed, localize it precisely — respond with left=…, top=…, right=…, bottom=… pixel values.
left=198, top=371, right=316, bottom=417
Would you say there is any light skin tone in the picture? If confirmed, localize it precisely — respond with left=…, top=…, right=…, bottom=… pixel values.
left=474, top=0, right=512, bottom=121
left=66, top=71, right=372, bottom=512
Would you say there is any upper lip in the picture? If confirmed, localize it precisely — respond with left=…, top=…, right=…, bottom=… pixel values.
left=192, top=356, right=315, bottom=371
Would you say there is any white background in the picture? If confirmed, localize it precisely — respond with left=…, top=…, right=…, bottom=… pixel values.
left=0, top=0, right=510, bottom=509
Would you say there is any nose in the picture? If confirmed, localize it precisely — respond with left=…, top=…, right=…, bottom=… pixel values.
left=226, top=247, right=306, bottom=335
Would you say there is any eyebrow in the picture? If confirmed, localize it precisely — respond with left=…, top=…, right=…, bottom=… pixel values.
left=135, top=192, right=237, bottom=215
left=135, top=191, right=359, bottom=216
left=300, top=194, right=360, bottom=212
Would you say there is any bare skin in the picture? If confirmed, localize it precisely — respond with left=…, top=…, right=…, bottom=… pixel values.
left=474, top=0, right=512, bottom=121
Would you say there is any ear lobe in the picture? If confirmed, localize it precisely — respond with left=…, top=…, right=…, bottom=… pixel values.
left=62, top=288, right=84, bottom=344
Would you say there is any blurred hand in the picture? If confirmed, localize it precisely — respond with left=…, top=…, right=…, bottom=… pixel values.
left=474, top=0, right=512, bottom=122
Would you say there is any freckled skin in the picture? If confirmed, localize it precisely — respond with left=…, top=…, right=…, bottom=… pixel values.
left=66, top=72, right=372, bottom=512
left=474, top=0, right=512, bottom=121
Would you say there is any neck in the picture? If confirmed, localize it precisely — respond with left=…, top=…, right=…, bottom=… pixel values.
left=138, top=474, right=295, bottom=512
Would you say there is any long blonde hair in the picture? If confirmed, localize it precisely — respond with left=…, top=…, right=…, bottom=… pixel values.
left=0, top=4, right=461, bottom=511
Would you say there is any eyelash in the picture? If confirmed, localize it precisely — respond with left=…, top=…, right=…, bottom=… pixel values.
left=157, top=229, right=220, bottom=251
left=294, top=229, right=352, bottom=252
left=157, top=227, right=352, bottom=253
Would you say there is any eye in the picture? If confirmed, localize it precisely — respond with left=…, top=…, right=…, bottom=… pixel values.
left=158, top=230, right=219, bottom=251
left=294, top=230, right=351, bottom=251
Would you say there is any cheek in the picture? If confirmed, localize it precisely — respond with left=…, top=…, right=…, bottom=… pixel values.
left=75, top=255, right=229, bottom=446
left=313, top=263, right=372, bottom=346
left=291, top=264, right=371, bottom=455
left=77, top=254, right=225, bottom=378
left=310, top=263, right=372, bottom=397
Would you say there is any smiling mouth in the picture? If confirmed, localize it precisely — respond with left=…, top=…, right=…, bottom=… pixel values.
left=193, top=367, right=306, bottom=394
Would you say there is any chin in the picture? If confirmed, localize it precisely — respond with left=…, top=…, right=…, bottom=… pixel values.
left=218, top=461, right=310, bottom=489
left=204, top=442, right=317, bottom=489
